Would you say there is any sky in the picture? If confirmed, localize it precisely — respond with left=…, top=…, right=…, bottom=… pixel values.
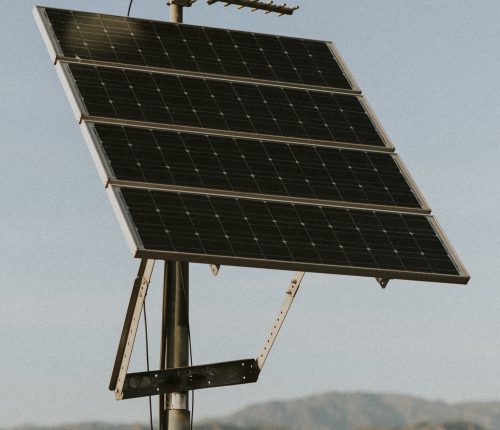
left=1, top=0, right=499, bottom=427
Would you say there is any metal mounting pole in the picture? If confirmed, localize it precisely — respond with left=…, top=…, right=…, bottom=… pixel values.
left=160, top=261, right=190, bottom=430
left=161, top=6, right=191, bottom=429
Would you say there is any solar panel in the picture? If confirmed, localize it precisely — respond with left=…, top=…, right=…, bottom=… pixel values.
left=111, top=187, right=461, bottom=283
left=89, top=123, right=423, bottom=209
left=68, top=63, right=386, bottom=147
left=35, top=6, right=469, bottom=284
left=43, top=8, right=357, bottom=90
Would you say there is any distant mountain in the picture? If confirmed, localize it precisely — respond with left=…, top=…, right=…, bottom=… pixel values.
left=207, top=392, right=500, bottom=430
left=4, top=392, right=500, bottom=430
left=361, top=422, right=487, bottom=430
left=197, top=421, right=487, bottom=430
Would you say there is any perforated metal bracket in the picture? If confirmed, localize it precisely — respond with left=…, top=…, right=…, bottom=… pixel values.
left=120, top=359, right=259, bottom=399
left=109, top=259, right=155, bottom=399
left=257, top=271, right=305, bottom=370
left=377, top=278, right=390, bottom=289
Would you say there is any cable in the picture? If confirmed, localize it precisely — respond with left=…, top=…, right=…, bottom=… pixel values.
left=143, top=299, right=154, bottom=430
left=127, top=0, right=134, bottom=16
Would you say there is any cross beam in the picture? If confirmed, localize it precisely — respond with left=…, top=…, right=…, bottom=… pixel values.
left=121, top=359, right=258, bottom=399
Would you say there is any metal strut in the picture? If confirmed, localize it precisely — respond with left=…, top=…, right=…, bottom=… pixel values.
left=257, top=271, right=305, bottom=370
left=109, top=259, right=155, bottom=399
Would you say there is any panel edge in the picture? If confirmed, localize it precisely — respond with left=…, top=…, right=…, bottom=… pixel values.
left=107, top=186, right=143, bottom=256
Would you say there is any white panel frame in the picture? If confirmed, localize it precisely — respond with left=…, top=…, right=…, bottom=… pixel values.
left=107, top=186, right=143, bottom=256
left=33, top=6, right=63, bottom=64
left=326, top=42, right=361, bottom=93
left=55, top=62, right=88, bottom=122
left=80, top=122, right=115, bottom=186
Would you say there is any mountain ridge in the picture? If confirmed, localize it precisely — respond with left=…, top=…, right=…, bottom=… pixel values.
left=3, top=392, right=500, bottom=430
left=211, top=391, right=500, bottom=430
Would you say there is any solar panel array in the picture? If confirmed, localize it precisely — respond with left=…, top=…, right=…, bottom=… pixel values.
left=35, top=6, right=469, bottom=284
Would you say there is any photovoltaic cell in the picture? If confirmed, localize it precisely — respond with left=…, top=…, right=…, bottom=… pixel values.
left=44, top=7, right=354, bottom=90
left=35, top=6, right=468, bottom=283
left=70, top=63, right=385, bottom=146
left=93, top=123, right=420, bottom=208
left=118, top=187, right=459, bottom=277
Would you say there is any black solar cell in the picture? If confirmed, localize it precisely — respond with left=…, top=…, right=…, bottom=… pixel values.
left=93, top=123, right=420, bottom=208
left=69, top=63, right=385, bottom=146
left=44, top=7, right=354, bottom=89
left=118, top=187, right=460, bottom=277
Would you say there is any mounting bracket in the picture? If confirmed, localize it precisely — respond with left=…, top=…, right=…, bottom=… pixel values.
left=111, top=263, right=305, bottom=399
left=377, top=278, right=390, bottom=289
left=121, top=359, right=258, bottom=399
left=109, top=259, right=155, bottom=398
left=257, top=271, right=305, bottom=370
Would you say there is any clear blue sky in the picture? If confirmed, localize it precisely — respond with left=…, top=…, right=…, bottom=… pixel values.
left=1, top=0, right=499, bottom=427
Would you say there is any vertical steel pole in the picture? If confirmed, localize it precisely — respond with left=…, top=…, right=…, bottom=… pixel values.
left=170, top=3, right=183, bottom=23
left=161, top=261, right=190, bottom=430
left=168, top=261, right=190, bottom=430
left=161, top=6, right=189, bottom=429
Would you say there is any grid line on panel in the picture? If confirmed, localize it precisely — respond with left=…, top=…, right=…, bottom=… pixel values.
left=119, top=188, right=460, bottom=277
left=44, top=7, right=355, bottom=90
left=92, top=124, right=422, bottom=209
left=69, top=63, right=387, bottom=147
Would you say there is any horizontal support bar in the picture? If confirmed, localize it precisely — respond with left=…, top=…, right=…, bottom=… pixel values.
left=120, top=359, right=259, bottom=399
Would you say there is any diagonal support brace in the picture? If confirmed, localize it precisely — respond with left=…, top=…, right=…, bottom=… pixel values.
left=257, top=271, right=305, bottom=370
left=109, top=259, right=155, bottom=399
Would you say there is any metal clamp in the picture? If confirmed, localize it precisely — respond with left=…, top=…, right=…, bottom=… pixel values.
left=377, top=278, right=390, bottom=289
left=210, top=264, right=220, bottom=276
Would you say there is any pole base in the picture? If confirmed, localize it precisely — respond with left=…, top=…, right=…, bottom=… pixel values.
left=166, top=409, right=190, bottom=430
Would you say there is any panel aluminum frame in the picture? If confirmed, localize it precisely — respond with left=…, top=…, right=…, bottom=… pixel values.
left=108, top=185, right=469, bottom=284
left=325, top=42, right=361, bottom=93
left=54, top=60, right=394, bottom=152
left=81, top=119, right=430, bottom=215
left=34, top=5, right=358, bottom=93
